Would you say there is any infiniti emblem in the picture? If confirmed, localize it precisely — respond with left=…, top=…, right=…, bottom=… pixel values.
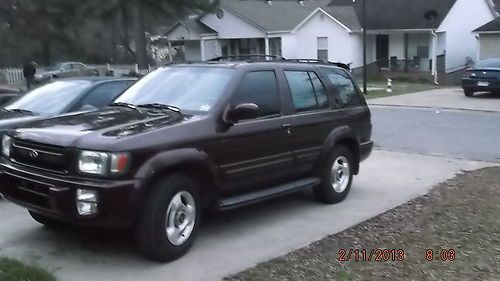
left=29, top=150, right=39, bottom=159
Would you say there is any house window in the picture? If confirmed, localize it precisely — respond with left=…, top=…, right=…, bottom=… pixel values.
left=317, top=37, right=328, bottom=61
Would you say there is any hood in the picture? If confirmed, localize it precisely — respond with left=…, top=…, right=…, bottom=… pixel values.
left=0, top=110, right=42, bottom=131
left=12, top=106, right=189, bottom=148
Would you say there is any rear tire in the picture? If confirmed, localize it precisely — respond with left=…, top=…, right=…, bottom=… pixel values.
left=314, top=145, right=354, bottom=204
left=134, top=173, right=201, bottom=262
left=464, top=90, right=474, bottom=97
left=29, top=211, right=67, bottom=228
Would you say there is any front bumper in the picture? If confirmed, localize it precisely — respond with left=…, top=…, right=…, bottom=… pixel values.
left=0, top=161, right=142, bottom=228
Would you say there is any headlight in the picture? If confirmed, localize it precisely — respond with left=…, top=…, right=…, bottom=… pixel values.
left=78, top=150, right=130, bottom=175
left=2, top=135, right=12, bottom=157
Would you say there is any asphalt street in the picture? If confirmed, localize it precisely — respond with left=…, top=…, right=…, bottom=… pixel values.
left=371, top=106, right=500, bottom=163
left=0, top=88, right=498, bottom=281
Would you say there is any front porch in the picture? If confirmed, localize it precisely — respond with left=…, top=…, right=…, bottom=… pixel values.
left=168, top=37, right=283, bottom=62
left=364, top=30, right=445, bottom=81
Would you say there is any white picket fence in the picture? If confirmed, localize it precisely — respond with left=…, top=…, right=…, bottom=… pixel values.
left=0, top=64, right=155, bottom=85
left=1, top=68, right=24, bottom=84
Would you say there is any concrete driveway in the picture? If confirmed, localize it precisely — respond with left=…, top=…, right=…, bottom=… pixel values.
left=0, top=88, right=499, bottom=281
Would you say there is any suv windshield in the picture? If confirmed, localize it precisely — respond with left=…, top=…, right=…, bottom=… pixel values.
left=115, top=66, right=234, bottom=114
left=5, top=80, right=91, bottom=115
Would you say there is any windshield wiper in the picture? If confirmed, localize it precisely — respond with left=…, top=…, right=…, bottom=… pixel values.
left=6, top=108, right=35, bottom=114
left=137, top=103, right=181, bottom=113
left=109, top=102, right=138, bottom=110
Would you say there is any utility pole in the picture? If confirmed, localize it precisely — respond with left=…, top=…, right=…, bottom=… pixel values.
left=362, top=0, right=367, bottom=95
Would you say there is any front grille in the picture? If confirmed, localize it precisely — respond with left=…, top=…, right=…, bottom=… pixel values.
left=10, top=138, right=68, bottom=174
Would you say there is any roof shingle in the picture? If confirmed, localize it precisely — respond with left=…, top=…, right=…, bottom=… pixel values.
left=474, top=17, right=500, bottom=32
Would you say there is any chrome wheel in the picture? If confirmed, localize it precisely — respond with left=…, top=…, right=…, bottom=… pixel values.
left=330, top=156, right=350, bottom=193
left=166, top=191, right=196, bottom=246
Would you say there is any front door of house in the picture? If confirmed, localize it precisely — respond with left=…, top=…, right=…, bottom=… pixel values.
left=376, top=35, right=389, bottom=68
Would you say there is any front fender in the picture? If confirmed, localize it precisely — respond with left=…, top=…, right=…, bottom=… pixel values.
left=316, top=126, right=361, bottom=175
left=135, top=148, right=218, bottom=183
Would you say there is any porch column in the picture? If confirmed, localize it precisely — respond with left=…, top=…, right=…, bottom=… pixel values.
left=431, top=31, right=438, bottom=84
left=200, top=38, right=206, bottom=61
left=476, top=34, right=481, bottom=62
left=168, top=41, right=173, bottom=62
left=265, top=37, right=270, bottom=57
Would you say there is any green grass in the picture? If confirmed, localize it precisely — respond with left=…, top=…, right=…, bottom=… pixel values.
left=364, top=81, right=442, bottom=100
left=0, top=257, right=56, bottom=281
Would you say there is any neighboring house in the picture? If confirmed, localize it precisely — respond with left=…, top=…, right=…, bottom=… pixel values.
left=165, top=0, right=497, bottom=82
left=474, top=17, right=500, bottom=60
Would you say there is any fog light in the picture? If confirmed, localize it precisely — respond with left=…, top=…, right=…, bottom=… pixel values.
left=76, top=189, right=98, bottom=216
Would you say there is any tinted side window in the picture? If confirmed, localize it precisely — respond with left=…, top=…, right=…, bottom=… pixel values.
left=230, top=71, right=281, bottom=118
left=285, top=71, right=329, bottom=112
left=322, top=68, right=361, bottom=107
left=79, top=82, right=132, bottom=109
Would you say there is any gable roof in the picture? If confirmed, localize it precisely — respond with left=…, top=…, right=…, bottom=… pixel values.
left=219, top=0, right=331, bottom=32
left=329, top=0, right=457, bottom=30
left=166, top=17, right=217, bottom=37
left=474, top=17, right=500, bottom=32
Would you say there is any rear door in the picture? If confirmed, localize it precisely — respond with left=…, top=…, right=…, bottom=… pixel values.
left=217, top=69, right=294, bottom=196
left=281, top=67, right=336, bottom=177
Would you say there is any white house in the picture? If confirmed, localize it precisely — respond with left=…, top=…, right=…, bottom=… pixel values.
left=165, top=0, right=497, bottom=81
left=473, top=17, right=500, bottom=60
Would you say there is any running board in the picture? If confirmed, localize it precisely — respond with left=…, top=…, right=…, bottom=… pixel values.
left=218, top=177, right=321, bottom=211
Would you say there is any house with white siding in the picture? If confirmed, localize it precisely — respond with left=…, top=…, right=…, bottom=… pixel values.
left=165, top=0, right=497, bottom=82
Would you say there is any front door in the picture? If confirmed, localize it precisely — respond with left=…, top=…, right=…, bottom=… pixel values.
left=376, top=34, right=389, bottom=68
left=217, top=70, right=294, bottom=196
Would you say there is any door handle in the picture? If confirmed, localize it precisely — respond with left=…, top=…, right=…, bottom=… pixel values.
left=282, top=123, right=292, bottom=134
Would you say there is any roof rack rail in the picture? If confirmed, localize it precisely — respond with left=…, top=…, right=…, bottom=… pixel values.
left=208, top=55, right=286, bottom=62
left=286, top=59, right=351, bottom=70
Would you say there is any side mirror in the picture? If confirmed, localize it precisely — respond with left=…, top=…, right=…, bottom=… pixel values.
left=225, top=103, right=259, bottom=124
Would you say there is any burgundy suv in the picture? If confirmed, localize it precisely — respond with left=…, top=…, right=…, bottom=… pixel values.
left=0, top=59, right=373, bottom=262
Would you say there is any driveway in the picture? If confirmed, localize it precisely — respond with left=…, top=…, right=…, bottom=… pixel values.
left=0, top=88, right=499, bottom=281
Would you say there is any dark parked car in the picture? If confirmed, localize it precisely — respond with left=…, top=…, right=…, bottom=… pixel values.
left=0, top=73, right=21, bottom=106
left=0, top=60, right=373, bottom=262
left=35, top=62, right=99, bottom=84
left=462, top=58, right=500, bottom=97
left=0, top=77, right=135, bottom=133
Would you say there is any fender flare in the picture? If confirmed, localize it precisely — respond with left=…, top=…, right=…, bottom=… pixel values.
left=315, top=126, right=361, bottom=175
left=135, top=148, right=219, bottom=206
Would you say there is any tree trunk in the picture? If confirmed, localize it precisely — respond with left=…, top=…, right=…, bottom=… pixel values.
left=41, top=40, right=51, bottom=66
left=133, top=0, right=148, bottom=69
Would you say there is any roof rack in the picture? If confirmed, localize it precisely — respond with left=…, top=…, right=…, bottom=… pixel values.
left=286, top=59, right=351, bottom=70
left=208, top=55, right=286, bottom=62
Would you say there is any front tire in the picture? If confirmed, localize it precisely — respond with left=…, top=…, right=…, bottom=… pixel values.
left=134, top=173, right=201, bottom=262
left=314, top=145, right=354, bottom=204
left=464, top=90, right=474, bottom=97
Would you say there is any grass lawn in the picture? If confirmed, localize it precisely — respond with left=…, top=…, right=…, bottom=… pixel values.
left=363, top=80, right=443, bottom=100
left=225, top=167, right=500, bottom=281
left=0, top=257, right=56, bottom=281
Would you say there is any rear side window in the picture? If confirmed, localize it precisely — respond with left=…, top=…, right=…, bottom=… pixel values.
left=79, top=81, right=132, bottom=109
left=322, top=68, right=361, bottom=107
left=230, top=71, right=281, bottom=118
left=285, top=71, right=329, bottom=112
